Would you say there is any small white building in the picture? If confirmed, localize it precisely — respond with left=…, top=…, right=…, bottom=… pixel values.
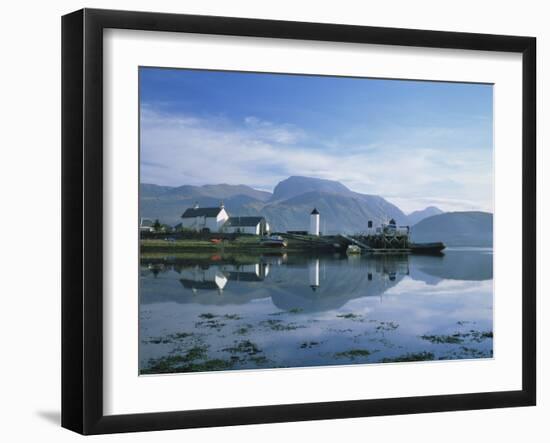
left=309, top=208, right=320, bottom=236
left=222, top=216, right=270, bottom=235
left=180, top=202, right=229, bottom=233
left=139, top=218, right=154, bottom=233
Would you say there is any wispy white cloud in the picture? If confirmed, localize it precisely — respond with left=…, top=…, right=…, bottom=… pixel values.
left=243, top=116, right=305, bottom=144
left=140, top=106, right=493, bottom=213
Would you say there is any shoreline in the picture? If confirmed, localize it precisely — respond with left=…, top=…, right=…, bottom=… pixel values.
left=140, top=237, right=335, bottom=255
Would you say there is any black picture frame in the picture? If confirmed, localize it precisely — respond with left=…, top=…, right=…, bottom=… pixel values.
left=62, top=8, right=536, bottom=435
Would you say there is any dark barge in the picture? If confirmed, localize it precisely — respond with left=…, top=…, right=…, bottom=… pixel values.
left=327, top=218, right=445, bottom=255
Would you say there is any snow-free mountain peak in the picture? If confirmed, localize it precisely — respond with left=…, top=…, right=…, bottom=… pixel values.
left=408, top=206, right=444, bottom=225
left=271, top=176, right=353, bottom=201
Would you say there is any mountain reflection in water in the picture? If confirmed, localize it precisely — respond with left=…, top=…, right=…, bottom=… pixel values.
left=139, top=248, right=493, bottom=374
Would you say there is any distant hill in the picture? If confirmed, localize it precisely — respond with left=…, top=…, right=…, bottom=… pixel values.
left=257, top=190, right=407, bottom=234
left=408, top=206, right=443, bottom=225
left=140, top=176, right=408, bottom=233
left=271, top=176, right=352, bottom=201
left=140, top=183, right=271, bottom=225
left=410, top=211, right=493, bottom=247
left=141, top=183, right=271, bottom=201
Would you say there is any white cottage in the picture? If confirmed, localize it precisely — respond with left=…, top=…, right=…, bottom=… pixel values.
left=222, top=216, right=270, bottom=235
left=139, top=218, right=154, bottom=233
left=180, top=202, right=229, bottom=233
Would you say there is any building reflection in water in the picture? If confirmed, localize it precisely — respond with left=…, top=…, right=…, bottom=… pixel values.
left=179, top=263, right=270, bottom=295
left=148, top=254, right=412, bottom=302
left=309, top=259, right=320, bottom=291
left=180, top=266, right=228, bottom=295
left=140, top=249, right=492, bottom=313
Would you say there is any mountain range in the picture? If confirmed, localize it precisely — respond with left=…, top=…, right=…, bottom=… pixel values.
left=407, top=206, right=444, bottom=225
left=141, top=176, right=408, bottom=234
left=140, top=176, right=493, bottom=245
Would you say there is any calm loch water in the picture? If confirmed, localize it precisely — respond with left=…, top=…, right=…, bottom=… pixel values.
left=139, top=248, right=493, bottom=374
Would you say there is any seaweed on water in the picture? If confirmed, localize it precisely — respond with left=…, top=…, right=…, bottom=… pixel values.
left=337, top=313, right=362, bottom=320
left=326, top=328, right=353, bottom=334
left=142, top=332, right=194, bottom=345
left=143, top=337, right=172, bottom=345
left=143, top=355, right=187, bottom=372
left=142, top=344, right=210, bottom=373
left=234, top=326, right=251, bottom=335
left=195, top=319, right=226, bottom=330
left=420, top=333, right=467, bottom=344
left=141, top=358, right=234, bottom=374
left=249, top=356, right=270, bottom=365
left=380, top=351, right=435, bottom=363
left=375, top=321, right=399, bottom=332
left=268, top=308, right=303, bottom=316
left=334, top=349, right=372, bottom=359
left=299, top=341, right=320, bottom=349
left=172, top=332, right=193, bottom=339
left=198, top=313, right=217, bottom=319
left=421, top=330, right=493, bottom=345
left=260, top=319, right=305, bottom=331
left=457, top=346, right=493, bottom=359
left=469, top=330, right=493, bottom=342
left=184, top=345, right=209, bottom=361
left=287, top=308, right=303, bottom=314
left=222, top=340, right=262, bottom=356
left=185, top=359, right=234, bottom=372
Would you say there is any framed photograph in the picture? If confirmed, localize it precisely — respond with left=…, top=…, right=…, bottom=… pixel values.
left=62, top=8, right=536, bottom=435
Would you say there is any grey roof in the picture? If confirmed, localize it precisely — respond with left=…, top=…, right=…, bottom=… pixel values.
left=140, top=218, right=154, bottom=227
left=181, top=207, right=224, bottom=218
left=225, top=216, right=265, bottom=227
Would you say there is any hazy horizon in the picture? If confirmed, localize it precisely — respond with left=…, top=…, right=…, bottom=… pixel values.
left=140, top=176, right=494, bottom=216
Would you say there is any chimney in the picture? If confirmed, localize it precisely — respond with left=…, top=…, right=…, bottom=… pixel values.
left=220, top=201, right=224, bottom=209
left=193, top=201, right=199, bottom=209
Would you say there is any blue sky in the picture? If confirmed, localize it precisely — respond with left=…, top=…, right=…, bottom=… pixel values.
left=140, top=67, right=493, bottom=213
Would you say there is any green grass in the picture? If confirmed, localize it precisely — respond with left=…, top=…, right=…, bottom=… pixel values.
left=140, top=236, right=334, bottom=253
left=141, top=236, right=262, bottom=252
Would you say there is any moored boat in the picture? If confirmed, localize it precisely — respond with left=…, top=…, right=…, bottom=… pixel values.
left=409, top=242, right=446, bottom=254
left=260, top=235, right=288, bottom=248
left=346, top=245, right=362, bottom=255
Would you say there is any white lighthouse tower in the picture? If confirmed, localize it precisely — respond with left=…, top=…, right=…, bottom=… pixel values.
left=310, top=208, right=320, bottom=236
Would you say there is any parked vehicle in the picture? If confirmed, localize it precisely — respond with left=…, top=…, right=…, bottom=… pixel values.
left=260, top=235, right=288, bottom=248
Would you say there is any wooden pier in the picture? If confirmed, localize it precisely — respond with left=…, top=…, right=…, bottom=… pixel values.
left=338, top=234, right=372, bottom=251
